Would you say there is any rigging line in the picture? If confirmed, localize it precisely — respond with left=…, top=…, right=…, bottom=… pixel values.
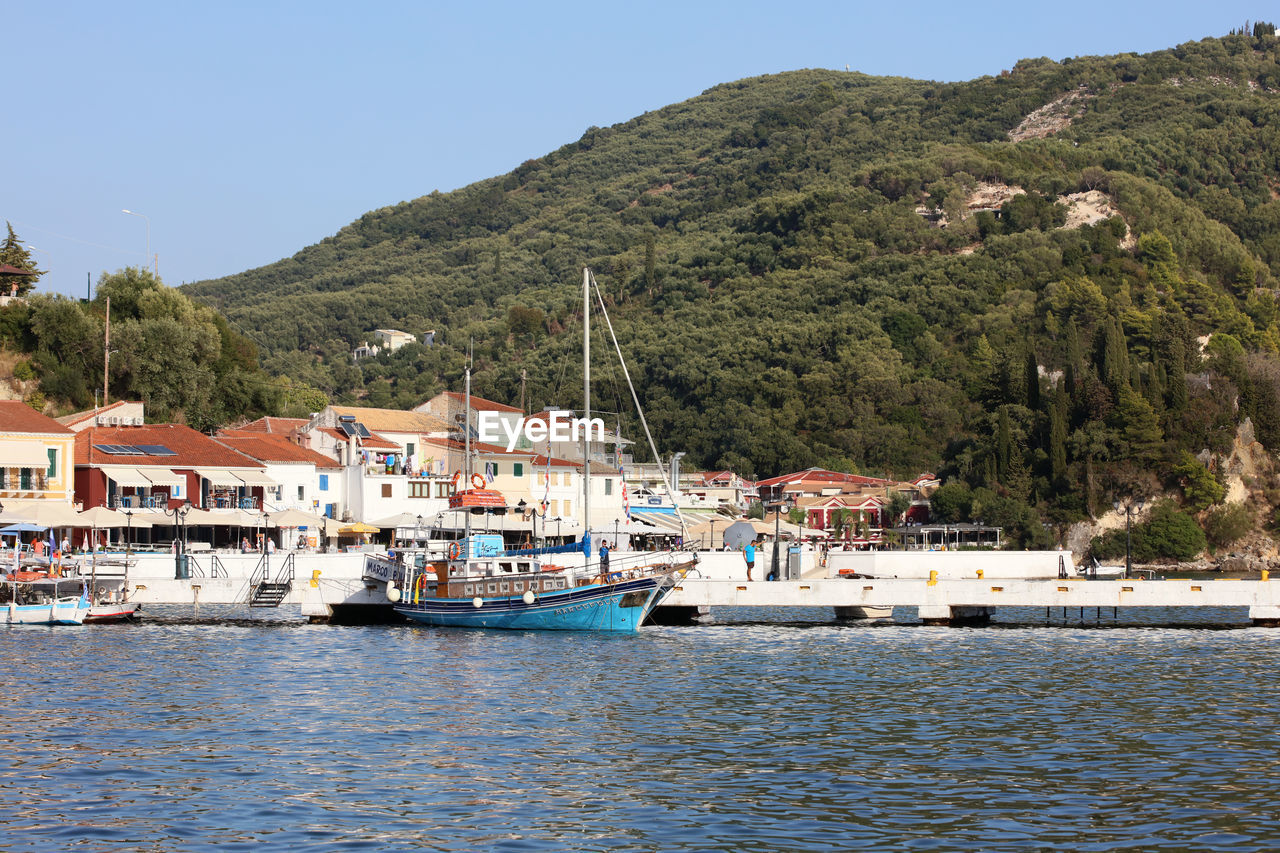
left=588, top=270, right=686, bottom=538
left=6, top=219, right=142, bottom=257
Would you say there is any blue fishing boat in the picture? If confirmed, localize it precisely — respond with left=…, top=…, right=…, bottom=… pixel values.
left=391, top=533, right=693, bottom=631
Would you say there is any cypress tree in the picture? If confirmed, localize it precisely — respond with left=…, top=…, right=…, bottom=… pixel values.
left=1049, top=390, right=1068, bottom=483
left=1025, top=347, right=1041, bottom=412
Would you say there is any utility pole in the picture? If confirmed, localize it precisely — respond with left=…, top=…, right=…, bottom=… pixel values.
left=103, top=296, right=110, bottom=407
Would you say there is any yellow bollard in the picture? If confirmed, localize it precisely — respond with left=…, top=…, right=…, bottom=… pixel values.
left=976, top=569, right=984, bottom=579
left=310, top=569, right=321, bottom=588
left=1264, top=569, right=1271, bottom=582
left=928, top=570, right=938, bottom=587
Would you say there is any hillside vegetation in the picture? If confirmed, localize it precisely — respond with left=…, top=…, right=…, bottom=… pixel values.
left=175, top=26, right=1280, bottom=549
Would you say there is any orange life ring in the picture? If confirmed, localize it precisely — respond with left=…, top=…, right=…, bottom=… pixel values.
left=471, top=473, right=486, bottom=489
left=447, top=542, right=460, bottom=560
left=451, top=470, right=461, bottom=489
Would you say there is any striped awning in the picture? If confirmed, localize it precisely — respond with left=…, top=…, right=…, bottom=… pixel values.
left=99, top=466, right=152, bottom=487
left=232, top=469, right=275, bottom=486
left=0, top=441, right=51, bottom=467
left=141, top=468, right=185, bottom=488
left=194, top=467, right=242, bottom=487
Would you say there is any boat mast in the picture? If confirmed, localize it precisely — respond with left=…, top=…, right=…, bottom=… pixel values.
left=464, top=355, right=472, bottom=545
left=587, top=270, right=687, bottom=539
left=583, top=267, right=591, bottom=542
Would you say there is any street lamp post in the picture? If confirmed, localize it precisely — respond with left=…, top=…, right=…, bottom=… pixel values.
left=554, top=517, right=562, bottom=543
left=263, top=511, right=271, bottom=585
left=1112, top=497, right=1146, bottom=579
left=614, top=518, right=620, bottom=550
left=121, top=209, right=153, bottom=277
left=166, top=499, right=191, bottom=578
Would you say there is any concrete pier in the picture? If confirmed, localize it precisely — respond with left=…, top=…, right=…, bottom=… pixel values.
left=660, top=577, right=1280, bottom=625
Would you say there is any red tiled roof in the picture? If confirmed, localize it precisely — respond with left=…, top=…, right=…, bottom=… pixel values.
left=55, top=400, right=136, bottom=428
left=215, top=431, right=342, bottom=468
left=441, top=391, right=522, bottom=414
left=238, top=416, right=308, bottom=435
left=0, top=401, right=74, bottom=435
left=316, top=426, right=399, bottom=450
left=755, top=468, right=892, bottom=488
left=75, top=424, right=265, bottom=468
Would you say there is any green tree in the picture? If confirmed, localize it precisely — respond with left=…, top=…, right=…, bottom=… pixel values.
left=0, top=223, right=44, bottom=296
left=1170, top=451, right=1225, bottom=511
left=1203, top=502, right=1253, bottom=550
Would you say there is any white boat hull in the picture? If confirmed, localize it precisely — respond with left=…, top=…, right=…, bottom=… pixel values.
left=5, top=596, right=90, bottom=626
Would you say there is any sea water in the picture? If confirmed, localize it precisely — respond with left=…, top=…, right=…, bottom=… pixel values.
left=1, top=606, right=1276, bottom=851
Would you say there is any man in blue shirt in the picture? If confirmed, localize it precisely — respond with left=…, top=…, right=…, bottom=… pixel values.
left=744, top=539, right=756, bottom=581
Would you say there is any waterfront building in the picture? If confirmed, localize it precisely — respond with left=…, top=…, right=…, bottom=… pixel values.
left=74, top=423, right=270, bottom=512
left=0, top=400, right=77, bottom=513
left=213, top=430, right=344, bottom=516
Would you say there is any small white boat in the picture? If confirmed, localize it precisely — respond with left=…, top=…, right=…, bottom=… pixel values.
left=1078, top=559, right=1126, bottom=579
left=2, top=577, right=90, bottom=625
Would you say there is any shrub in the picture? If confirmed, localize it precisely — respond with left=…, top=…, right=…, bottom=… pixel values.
left=1203, top=502, right=1253, bottom=549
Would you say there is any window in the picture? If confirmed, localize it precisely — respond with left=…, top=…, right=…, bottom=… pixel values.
left=499, top=582, right=509, bottom=593
left=46, top=449, right=56, bottom=479
left=604, top=478, right=613, bottom=496
left=550, top=472, right=559, bottom=486
left=319, top=474, right=330, bottom=491
left=514, top=581, right=524, bottom=592
left=381, top=484, right=392, bottom=498
left=563, top=500, right=572, bottom=517
left=406, top=442, right=415, bottom=458
left=490, top=463, right=499, bottom=477
left=410, top=482, right=431, bottom=498
left=487, top=583, right=497, bottom=594
left=514, top=462, right=524, bottom=477
left=297, top=485, right=305, bottom=501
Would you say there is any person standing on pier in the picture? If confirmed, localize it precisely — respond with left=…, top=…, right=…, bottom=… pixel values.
left=744, top=538, right=756, bottom=581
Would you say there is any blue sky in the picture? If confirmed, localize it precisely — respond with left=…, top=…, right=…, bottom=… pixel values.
left=8, top=1, right=1270, bottom=297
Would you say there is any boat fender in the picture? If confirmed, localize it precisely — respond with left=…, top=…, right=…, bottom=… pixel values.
left=386, top=584, right=401, bottom=603
left=471, top=473, right=486, bottom=489
left=450, top=470, right=462, bottom=489
left=522, top=590, right=535, bottom=605
left=448, top=542, right=460, bottom=560
left=471, top=597, right=483, bottom=609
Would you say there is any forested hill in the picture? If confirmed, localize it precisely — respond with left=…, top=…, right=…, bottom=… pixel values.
left=187, top=27, right=1280, bottom=547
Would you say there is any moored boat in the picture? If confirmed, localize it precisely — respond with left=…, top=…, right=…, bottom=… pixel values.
left=2, top=575, right=90, bottom=625
left=391, top=533, right=693, bottom=631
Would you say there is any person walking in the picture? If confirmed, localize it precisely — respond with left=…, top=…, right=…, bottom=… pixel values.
left=744, top=538, right=756, bottom=581
left=599, top=541, right=611, bottom=576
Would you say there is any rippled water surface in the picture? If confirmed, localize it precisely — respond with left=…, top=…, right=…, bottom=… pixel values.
left=3, top=606, right=1278, bottom=851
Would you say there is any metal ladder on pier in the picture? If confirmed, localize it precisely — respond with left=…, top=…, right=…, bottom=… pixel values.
left=249, top=553, right=296, bottom=608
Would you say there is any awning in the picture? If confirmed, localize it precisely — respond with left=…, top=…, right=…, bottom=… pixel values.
left=630, top=510, right=686, bottom=532
left=99, top=466, right=152, bottom=487
left=0, top=440, right=51, bottom=467
left=141, top=468, right=185, bottom=488
left=194, top=467, right=242, bottom=487
left=232, top=469, right=275, bottom=486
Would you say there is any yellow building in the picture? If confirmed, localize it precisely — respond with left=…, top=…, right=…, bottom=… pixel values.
left=0, top=401, right=77, bottom=507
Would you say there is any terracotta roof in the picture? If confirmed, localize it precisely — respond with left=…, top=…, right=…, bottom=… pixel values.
left=75, top=424, right=265, bottom=468
left=317, top=426, right=400, bottom=451
left=56, top=400, right=136, bottom=428
left=756, top=467, right=893, bottom=488
left=439, top=391, right=522, bottom=414
left=215, top=431, right=342, bottom=468
left=328, top=405, right=451, bottom=435
left=238, top=416, right=308, bottom=435
left=0, top=401, right=74, bottom=435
